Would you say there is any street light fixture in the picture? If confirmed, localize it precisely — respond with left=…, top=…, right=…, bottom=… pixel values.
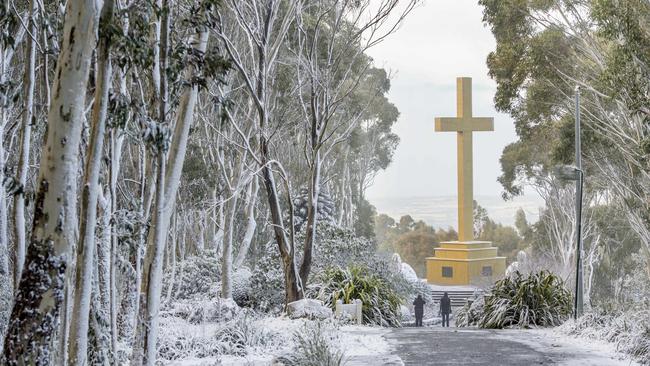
left=554, top=86, right=584, bottom=321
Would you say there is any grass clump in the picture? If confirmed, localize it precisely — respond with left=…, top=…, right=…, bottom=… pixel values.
left=277, top=322, right=345, bottom=366
left=457, top=271, right=572, bottom=329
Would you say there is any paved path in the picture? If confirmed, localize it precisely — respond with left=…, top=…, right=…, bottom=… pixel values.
left=384, top=327, right=638, bottom=366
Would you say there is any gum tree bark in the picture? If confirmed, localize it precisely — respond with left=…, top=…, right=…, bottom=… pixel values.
left=13, top=0, right=38, bottom=288
left=2, top=0, right=100, bottom=363
left=234, top=176, right=259, bottom=268
left=68, top=0, right=114, bottom=363
left=132, top=0, right=210, bottom=361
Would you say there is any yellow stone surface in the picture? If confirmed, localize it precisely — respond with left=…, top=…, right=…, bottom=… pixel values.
left=434, top=77, right=493, bottom=242
left=426, top=251, right=506, bottom=286
left=426, top=78, right=505, bottom=286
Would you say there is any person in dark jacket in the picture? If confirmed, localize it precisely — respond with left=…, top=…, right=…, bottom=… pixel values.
left=413, top=295, right=426, bottom=327
left=439, top=292, right=451, bottom=327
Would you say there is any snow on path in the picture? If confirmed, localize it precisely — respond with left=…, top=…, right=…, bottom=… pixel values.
left=496, top=327, right=639, bottom=366
left=340, top=325, right=403, bottom=365
left=383, top=326, right=638, bottom=366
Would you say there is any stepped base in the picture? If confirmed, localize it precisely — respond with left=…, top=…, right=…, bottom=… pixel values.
left=426, top=241, right=505, bottom=286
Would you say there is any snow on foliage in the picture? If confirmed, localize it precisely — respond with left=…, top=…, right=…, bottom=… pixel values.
left=157, top=305, right=356, bottom=365
left=231, top=266, right=252, bottom=306
left=248, top=221, right=383, bottom=312
left=456, top=271, right=572, bottom=328
left=311, top=265, right=403, bottom=327
left=391, top=253, right=419, bottom=283
left=293, top=189, right=336, bottom=229
left=248, top=242, right=286, bottom=312
left=163, top=251, right=221, bottom=301
left=559, top=311, right=650, bottom=365
left=164, top=298, right=241, bottom=325
left=276, top=321, right=344, bottom=366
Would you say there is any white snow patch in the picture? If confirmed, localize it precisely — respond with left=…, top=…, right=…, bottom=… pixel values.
left=495, top=328, right=640, bottom=366
left=339, top=325, right=391, bottom=357
left=286, top=298, right=333, bottom=320
left=400, top=263, right=419, bottom=283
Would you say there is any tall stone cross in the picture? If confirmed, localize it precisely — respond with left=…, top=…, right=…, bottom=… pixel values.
left=435, top=77, right=494, bottom=242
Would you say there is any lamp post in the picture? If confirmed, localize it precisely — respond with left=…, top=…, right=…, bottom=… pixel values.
left=554, top=86, right=584, bottom=320
left=573, top=86, right=584, bottom=320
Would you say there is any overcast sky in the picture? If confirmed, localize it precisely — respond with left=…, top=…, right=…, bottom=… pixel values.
left=365, top=1, right=520, bottom=200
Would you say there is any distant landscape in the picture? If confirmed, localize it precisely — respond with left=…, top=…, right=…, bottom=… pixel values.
left=369, top=195, right=544, bottom=229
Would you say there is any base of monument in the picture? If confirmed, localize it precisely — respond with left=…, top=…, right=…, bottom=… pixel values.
left=425, top=241, right=506, bottom=286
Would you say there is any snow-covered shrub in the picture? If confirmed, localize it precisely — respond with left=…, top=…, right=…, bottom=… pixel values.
left=295, top=221, right=377, bottom=276
left=293, top=189, right=337, bottom=229
left=164, top=297, right=241, bottom=324
left=249, top=221, right=415, bottom=314
left=157, top=316, right=223, bottom=361
left=457, top=271, right=572, bottom=329
left=231, top=266, right=253, bottom=306
left=455, top=296, right=485, bottom=327
left=157, top=310, right=277, bottom=362
left=249, top=241, right=286, bottom=312
left=276, top=321, right=344, bottom=366
left=213, top=311, right=278, bottom=356
left=163, top=250, right=220, bottom=301
left=400, top=305, right=412, bottom=322
left=560, top=310, right=650, bottom=365
left=311, top=265, right=403, bottom=327
left=613, top=255, right=650, bottom=310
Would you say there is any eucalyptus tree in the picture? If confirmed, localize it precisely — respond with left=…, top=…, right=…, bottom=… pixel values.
left=2, top=0, right=101, bottom=362
left=13, top=0, right=38, bottom=289
left=132, top=0, right=229, bottom=363
left=68, top=1, right=115, bottom=364
left=214, top=0, right=305, bottom=303
left=292, top=0, right=417, bottom=285
left=481, top=0, right=650, bottom=270
left=0, top=0, right=27, bottom=338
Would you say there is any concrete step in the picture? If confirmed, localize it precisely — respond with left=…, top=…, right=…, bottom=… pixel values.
left=429, top=289, right=483, bottom=307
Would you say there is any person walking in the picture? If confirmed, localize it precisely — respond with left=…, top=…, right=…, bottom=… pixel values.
left=413, top=294, right=426, bottom=327
left=439, top=292, right=451, bottom=327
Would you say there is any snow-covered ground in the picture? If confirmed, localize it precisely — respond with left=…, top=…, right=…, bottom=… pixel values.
left=161, top=314, right=397, bottom=365
left=496, top=327, right=640, bottom=366
left=161, top=313, right=640, bottom=366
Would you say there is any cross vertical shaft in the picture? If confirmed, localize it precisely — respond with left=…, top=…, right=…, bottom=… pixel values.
left=457, top=120, right=473, bottom=241
left=456, top=77, right=474, bottom=241
left=435, top=77, right=494, bottom=242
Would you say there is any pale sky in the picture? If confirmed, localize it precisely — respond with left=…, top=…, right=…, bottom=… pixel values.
left=365, top=1, right=520, bottom=199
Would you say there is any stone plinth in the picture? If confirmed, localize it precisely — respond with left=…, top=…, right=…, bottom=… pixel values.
left=426, top=241, right=505, bottom=286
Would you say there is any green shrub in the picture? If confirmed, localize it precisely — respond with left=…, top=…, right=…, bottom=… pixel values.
left=311, top=265, right=403, bottom=327
left=457, top=271, right=572, bottom=329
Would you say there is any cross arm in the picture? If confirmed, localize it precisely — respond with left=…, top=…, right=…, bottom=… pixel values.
left=469, top=117, right=494, bottom=132
left=435, top=117, right=460, bottom=132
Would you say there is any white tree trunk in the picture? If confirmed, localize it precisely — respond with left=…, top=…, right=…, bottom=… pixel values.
left=68, top=1, right=114, bottom=362
left=13, top=0, right=38, bottom=288
left=133, top=18, right=209, bottom=366
left=221, top=189, right=239, bottom=298
left=165, top=213, right=178, bottom=305
left=2, top=0, right=100, bottom=361
left=234, top=176, right=258, bottom=268
left=141, top=153, right=166, bottom=366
